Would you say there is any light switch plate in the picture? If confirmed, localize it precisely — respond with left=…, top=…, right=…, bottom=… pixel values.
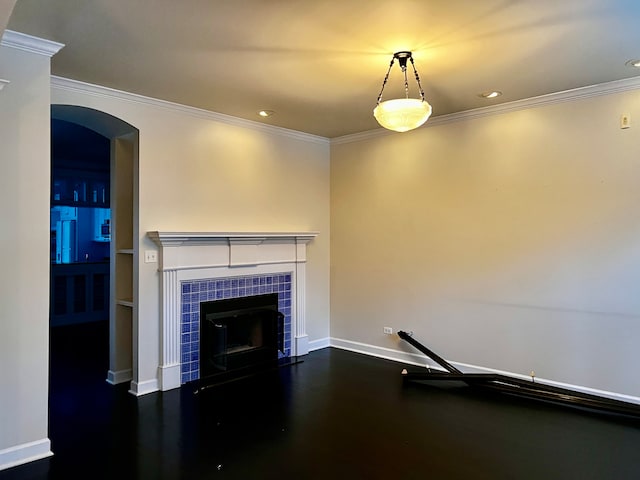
left=144, top=250, right=158, bottom=263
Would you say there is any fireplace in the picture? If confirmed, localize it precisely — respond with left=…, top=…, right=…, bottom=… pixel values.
left=148, top=231, right=317, bottom=392
left=200, top=293, right=283, bottom=382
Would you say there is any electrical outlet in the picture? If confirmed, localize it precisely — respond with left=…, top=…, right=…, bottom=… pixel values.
left=383, top=326, right=393, bottom=335
left=621, top=113, right=631, bottom=129
left=144, top=250, right=158, bottom=263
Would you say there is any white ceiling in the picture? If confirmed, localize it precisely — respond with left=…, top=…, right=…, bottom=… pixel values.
left=5, top=0, right=640, bottom=138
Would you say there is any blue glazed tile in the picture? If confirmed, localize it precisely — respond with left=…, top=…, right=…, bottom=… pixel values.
left=181, top=363, right=189, bottom=374
left=180, top=272, right=296, bottom=380
left=181, top=373, right=189, bottom=384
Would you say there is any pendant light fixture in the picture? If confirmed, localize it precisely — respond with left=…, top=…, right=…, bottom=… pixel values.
left=373, top=51, right=432, bottom=132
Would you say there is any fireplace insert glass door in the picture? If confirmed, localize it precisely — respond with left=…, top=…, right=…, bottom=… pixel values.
left=200, top=293, right=284, bottom=380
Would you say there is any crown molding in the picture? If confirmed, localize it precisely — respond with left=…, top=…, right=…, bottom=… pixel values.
left=1, top=30, right=64, bottom=57
left=51, top=76, right=329, bottom=146
left=332, top=75, right=640, bottom=145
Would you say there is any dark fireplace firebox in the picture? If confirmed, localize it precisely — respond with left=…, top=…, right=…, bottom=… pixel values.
left=200, top=293, right=284, bottom=384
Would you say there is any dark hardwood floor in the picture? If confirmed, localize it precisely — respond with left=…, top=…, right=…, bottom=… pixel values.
left=3, top=321, right=640, bottom=479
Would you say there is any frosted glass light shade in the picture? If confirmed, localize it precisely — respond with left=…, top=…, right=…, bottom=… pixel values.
left=373, top=98, right=432, bottom=132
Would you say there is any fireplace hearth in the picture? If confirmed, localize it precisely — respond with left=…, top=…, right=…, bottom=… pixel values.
left=200, top=293, right=284, bottom=383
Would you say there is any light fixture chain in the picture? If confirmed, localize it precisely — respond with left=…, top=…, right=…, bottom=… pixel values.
left=409, top=56, right=426, bottom=102
left=376, top=57, right=395, bottom=106
left=402, top=63, right=409, bottom=99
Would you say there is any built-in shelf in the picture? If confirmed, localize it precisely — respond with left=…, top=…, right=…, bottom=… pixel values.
left=117, top=249, right=134, bottom=254
left=117, top=298, right=134, bottom=308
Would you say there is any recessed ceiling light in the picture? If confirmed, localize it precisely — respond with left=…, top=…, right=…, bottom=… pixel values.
left=479, top=91, right=502, bottom=99
left=625, top=59, right=640, bottom=68
left=258, top=110, right=275, bottom=117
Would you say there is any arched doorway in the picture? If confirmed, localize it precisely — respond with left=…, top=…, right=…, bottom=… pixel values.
left=51, top=105, right=139, bottom=388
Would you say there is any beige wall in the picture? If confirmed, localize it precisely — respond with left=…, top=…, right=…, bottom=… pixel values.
left=331, top=90, right=640, bottom=397
left=0, top=45, right=51, bottom=456
left=51, top=84, right=331, bottom=386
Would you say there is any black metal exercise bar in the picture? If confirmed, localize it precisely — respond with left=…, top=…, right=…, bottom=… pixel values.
left=398, top=330, right=640, bottom=419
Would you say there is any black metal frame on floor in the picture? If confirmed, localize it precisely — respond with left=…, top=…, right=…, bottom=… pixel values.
left=398, top=330, right=640, bottom=418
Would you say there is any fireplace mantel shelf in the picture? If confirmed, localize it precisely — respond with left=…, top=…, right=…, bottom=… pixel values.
left=148, top=231, right=318, bottom=247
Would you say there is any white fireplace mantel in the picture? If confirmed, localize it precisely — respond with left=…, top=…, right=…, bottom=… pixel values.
left=148, top=231, right=318, bottom=391
left=148, top=231, right=318, bottom=245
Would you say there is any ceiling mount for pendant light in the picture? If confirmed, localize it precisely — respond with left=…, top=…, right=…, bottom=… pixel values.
left=373, top=51, right=432, bottom=132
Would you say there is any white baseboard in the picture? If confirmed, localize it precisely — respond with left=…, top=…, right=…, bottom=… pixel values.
left=0, top=438, right=53, bottom=471
left=128, top=378, right=159, bottom=396
left=106, top=369, right=133, bottom=385
left=308, top=337, right=330, bottom=352
left=330, top=337, right=430, bottom=368
left=329, top=337, right=640, bottom=405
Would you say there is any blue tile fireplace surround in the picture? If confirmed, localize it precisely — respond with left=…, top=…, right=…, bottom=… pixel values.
left=180, top=272, right=292, bottom=384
